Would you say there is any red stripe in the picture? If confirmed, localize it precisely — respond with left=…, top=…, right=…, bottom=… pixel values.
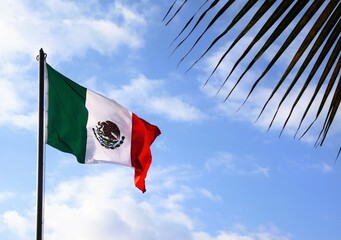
left=131, top=114, right=161, bottom=193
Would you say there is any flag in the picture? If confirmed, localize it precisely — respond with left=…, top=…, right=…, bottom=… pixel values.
left=46, top=63, right=161, bottom=193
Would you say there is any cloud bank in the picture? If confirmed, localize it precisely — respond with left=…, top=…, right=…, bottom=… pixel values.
left=0, top=167, right=289, bottom=240
left=0, top=0, right=203, bottom=131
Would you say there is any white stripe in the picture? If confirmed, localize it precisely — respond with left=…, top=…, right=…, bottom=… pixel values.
left=85, top=89, right=132, bottom=167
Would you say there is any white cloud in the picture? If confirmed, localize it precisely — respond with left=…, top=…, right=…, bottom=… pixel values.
left=319, top=162, right=333, bottom=173
left=0, top=167, right=289, bottom=240
left=199, top=37, right=341, bottom=144
left=1, top=211, right=34, bottom=240
left=288, top=159, right=335, bottom=174
left=108, top=74, right=206, bottom=122
left=0, top=192, right=14, bottom=203
left=0, top=80, right=26, bottom=113
left=193, top=230, right=290, bottom=240
left=198, top=188, right=222, bottom=202
left=114, top=2, right=147, bottom=25
left=0, top=0, right=146, bottom=62
left=0, top=79, right=37, bottom=130
left=309, top=162, right=333, bottom=174
left=149, top=96, right=205, bottom=121
left=0, top=0, right=150, bottom=131
left=206, top=152, right=270, bottom=177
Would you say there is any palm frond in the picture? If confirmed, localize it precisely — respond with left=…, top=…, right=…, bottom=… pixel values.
left=258, top=1, right=339, bottom=126
left=164, top=0, right=341, bottom=149
left=176, top=0, right=235, bottom=65
left=168, top=0, right=209, bottom=48
left=164, top=0, right=188, bottom=26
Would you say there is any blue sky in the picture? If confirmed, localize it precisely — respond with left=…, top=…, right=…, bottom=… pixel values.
left=0, top=1, right=340, bottom=239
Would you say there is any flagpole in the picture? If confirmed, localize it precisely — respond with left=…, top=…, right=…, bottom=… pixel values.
left=36, top=48, right=46, bottom=240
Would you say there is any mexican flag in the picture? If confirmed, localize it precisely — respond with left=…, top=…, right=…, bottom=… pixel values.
left=46, top=63, right=161, bottom=193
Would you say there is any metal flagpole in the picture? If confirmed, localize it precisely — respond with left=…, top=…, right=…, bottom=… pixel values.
left=36, top=48, right=46, bottom=240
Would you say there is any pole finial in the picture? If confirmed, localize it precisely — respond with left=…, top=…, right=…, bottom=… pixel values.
left=36, top=48, right=47, bottom=61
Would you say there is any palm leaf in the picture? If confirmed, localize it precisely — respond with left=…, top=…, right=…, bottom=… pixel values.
left=163, top=0, right=177, bottom=22
left=225, top=0, right=310, bottom=100
left=300, top=53, right=341, bottom=141
left=164, top=0, right=188, bottom=26
left=268, top=4, right=341, bottom=132
left=168, top=0, right=209, bottom=48
left=176, top=0, right=235, bottom=65
left=281, top=20, right=341, bottom=138
left=201, top=0, right=277, bottom=85
left=217, top=0, right=295, bottom=94
left=257, top=0, right=339, bottom=125
left=169, top=0, right=217, bottom=56
left=245, top=0, right=327, bottom=110
left=165, top=0, right=341, bottom=151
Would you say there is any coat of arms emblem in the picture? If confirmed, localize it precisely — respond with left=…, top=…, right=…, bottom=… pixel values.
left=93, top=120, right=125, bottom=149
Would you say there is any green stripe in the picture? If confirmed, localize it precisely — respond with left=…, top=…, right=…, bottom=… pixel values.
left=47, top=64, right=88, bottom=163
